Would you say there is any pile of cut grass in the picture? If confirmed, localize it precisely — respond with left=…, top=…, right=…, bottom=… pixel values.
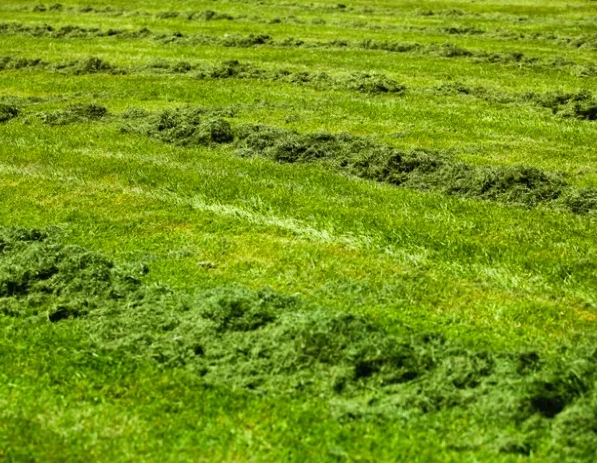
left=0, top=103, right=19, bottom=122
left=2, top=226, right=597, bottom=458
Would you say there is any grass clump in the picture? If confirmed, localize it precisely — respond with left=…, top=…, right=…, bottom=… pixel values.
left=187, top=10, right=234, bottom=21
left=155, top=11, right=179, bottom=19
left=0, top=227, right=144, bottom=319
left=33, top=3, right=63, bottom=12
left=434, top=81, right=517, bottom=104
left=197, top=60, right=405, bottom=95
left=198, top=60, right=266, bottom=79
left=0, top=104, right=19, bottom=122
left=37, top=103, right=108, bottom=125
left=0, top=21, right=152, bottom=40
left=0, top=55, right=125, bottom=75
left=64, top=56, right=125, bottom=75
left=220, top=34, right=272, bottom=47
left=529, top=90, right=597, bottom=121
left=345, top=72, right=406, bottom=94
left=121, top=107, right=234, bottom=146
left=0, top=55, right=47, bottom=71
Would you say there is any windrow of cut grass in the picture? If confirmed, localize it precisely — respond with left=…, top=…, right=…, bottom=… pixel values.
left=434, top=82, right=597, bottom=121
left=20, top=3, right=597, bottom=50
left=127, top=108, right=595, bottom=214
left=230, top=124, right=597, bottom=215
left=2, top=225, right=597, bottom=459
left=0, top=21, right=595, bottom=77
left=0, top=103, right=19, bottom=122
left=9, top=103, right=592, bottom=214
left=19, top=0, right=597, bottom=25
left=4, top=55, right=597, bottom=121
left=0, top=55, right=405, bottom=95
left=0, top=55, right=125, bottom=75
left=0, top=56, right=406, bottom=94
left=196, top=60, right=406, bottom=95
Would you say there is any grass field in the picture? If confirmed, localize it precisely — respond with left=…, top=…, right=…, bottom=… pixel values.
left=1, top=0, right=597, bottom=461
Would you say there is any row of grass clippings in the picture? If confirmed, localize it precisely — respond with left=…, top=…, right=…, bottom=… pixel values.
left=3, top=103, right=596, bottom=214
left=0, top=21, right=595, bottom=76
left=24, top=3, right=597, bottom=49
left=117, top=107, right=597, bottom=215
left=3, top=54, right=596, bottom=117
left=1, top=226, right=597, bottom=458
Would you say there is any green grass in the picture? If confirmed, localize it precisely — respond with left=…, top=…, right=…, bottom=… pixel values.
left=1, top=0, right=597, bottom=461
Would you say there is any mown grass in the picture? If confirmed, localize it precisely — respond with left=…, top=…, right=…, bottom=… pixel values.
left=1, top=0, right=597, bottom=461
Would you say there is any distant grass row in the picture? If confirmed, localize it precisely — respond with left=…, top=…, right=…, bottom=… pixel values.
left=1, top=21, right=595, bottom=77
left=15, top=4, right=597, bottom=50
left=15, top=0, right=597, bottom=24
left=2, top=55, right=596, bottom=122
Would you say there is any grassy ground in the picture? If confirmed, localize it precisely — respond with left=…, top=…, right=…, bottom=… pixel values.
left=1, top=0, right=597, bottom=461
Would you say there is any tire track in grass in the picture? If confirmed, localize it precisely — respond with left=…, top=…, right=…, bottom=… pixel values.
left=0, top=162, right=378, bottom=251
left=0, top=160, right=593, bottom=317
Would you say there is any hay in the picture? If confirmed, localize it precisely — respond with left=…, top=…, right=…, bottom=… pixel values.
left=233, top=124, right=572, bottom=209
left=527, top=90, right=597, bottom=121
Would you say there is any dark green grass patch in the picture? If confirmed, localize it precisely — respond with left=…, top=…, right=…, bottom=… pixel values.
left=233, top=124, right=587, bottom=211
left=529, top=90, right=597, bottom=122
left=434, top=82, right=597, bottom=121
left=120, top=106, right=234, bottom=146
left=0, top=103, right=19, bottom=122
left=0, top=21, right=152, bottom=40
left=36, top=102, right=108, bottom=125
left=0, top=54, right=125, bottom=75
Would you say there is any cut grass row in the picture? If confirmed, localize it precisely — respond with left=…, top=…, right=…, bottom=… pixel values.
left=10, top=3, right=597, bottom=50
left=2, top=227, right=597, bottom=459
left=1, top=113, right=596, bottom=349
left=1, top=67, right=595, bottom=180
left=1, top=20, right=596, bottom=75
left=5, top=0, right=597, bottom=25
left=4, top=102, right=595, bottom=214
left=2, top=54, right=596, bottom=123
